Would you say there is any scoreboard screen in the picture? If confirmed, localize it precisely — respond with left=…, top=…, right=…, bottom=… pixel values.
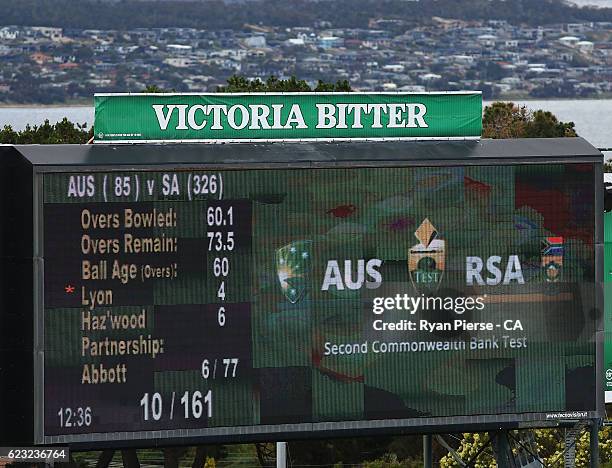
left=39, top=161, right=599, bottom=445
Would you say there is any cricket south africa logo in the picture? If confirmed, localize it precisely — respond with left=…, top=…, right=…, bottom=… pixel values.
left=409, top=218, right=445, bottom=293
left=276, top=240, right=312, bottom=303
left=541, top=236, right=563, bottom=282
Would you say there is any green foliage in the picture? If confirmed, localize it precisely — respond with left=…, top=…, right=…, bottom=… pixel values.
left=578, top=426, right=612, bottom=467
left=439, top=433, right=494, bottom=468
left=362, top=453, right=421, bottom=467
left=142, top=84, right=169, bottom=93
left=289, top=436, right=395, bottom=466
left=0, top=118, right=92, bottom=144
left=218, top=75, right=351, bottom=93
left=440, top=428, right=612, bottom=467
left=314, top=79, right=352, bottom=92
left=482, top=101, right=577, bottom=139
left=525, top=109, right=577, bottom=138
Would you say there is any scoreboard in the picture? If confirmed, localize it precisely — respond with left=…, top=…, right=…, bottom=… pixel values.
left=0, top=139, right=604, bottom=448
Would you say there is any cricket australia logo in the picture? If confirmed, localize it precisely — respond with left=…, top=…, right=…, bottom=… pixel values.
left=276, top=240, right=312, bottom=303
left=541, top=236, right=563, bottom=282
left=409, top=218, right=445, bottom=293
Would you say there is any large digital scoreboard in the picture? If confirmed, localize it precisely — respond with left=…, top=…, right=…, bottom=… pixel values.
left=0, top=139, right=604, bottom=448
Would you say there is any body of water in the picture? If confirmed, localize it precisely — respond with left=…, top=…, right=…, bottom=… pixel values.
left=0, top=105, right=93, bottom=132
left=566, top=0, right=612, bottom=7
left=1, top=99, right=611, bottom=151
left=488, top=99, right=612, bottom=149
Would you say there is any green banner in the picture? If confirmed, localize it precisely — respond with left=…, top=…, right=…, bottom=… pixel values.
left=93, top=92, right=482, bottom=143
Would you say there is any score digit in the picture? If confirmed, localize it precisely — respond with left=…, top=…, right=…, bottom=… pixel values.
left=207, top=232, right=235, bottom=251
left=218, top=307, right=226, bottom=327
left=114, top=176, right=131, bottom=197
left=217, top=281, right=226, bottom=301
left=180, top=391, right=211, bottom=419
left=201, top=358, right=238, bottom=379
left=223, top=358, right=239, bottom=378
left=213, top=257, right=229, bottom=277
left=201, top=359, right=210, bottom=379
left=140, top=392, right=162, bottom=421
left=206, top=206, right=233, bottom=226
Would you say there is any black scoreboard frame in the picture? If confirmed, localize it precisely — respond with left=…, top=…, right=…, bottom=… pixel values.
left=0, top=138, right=605, bottom=449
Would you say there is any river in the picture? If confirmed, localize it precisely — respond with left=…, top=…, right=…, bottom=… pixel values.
left=1, top=99, right=611, bottom=153
left=566, top=0, right=612, bottom=6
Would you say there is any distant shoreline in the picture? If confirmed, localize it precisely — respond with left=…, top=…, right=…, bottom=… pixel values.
left=1, top=98, right=610, bottom=148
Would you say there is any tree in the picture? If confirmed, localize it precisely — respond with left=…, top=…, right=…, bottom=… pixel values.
left=525, top=109, right=577, bottom=138
left=482, top=101, right=577, bottom=139
left=142, top=84, right=169, bottom=93
left=0, top=118, right=92, bottom=144
left=217, top=75, right=351, bottom=93
left=439, top=427, right=612, bottom=467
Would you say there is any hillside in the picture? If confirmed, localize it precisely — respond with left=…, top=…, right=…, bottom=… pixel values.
left=0, top=0, right=611, bottom=30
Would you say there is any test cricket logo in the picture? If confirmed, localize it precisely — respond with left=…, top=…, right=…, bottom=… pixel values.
left=276, top=240, right=312, bottom=303
left=541, top=236, right=563, bottom=282
left=408, top=218, right=445, bottom=293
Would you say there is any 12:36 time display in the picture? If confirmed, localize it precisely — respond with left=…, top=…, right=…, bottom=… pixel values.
left=57, top=407, right=92, bottom=428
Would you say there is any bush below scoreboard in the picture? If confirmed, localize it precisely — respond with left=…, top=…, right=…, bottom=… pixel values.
left=0, top=139, right=604, bottom=448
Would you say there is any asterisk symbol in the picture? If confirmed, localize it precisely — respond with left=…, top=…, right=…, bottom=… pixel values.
left=65, top=285, right=75, bottom=293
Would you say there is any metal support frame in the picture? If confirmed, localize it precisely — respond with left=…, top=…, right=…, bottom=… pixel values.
left=491, top=431, right=514, bottom=468
left=435, top=433, right=493, bottom=468
left=564, top=422, right=583, bottom=467
left=423, top=434, right=433, bottom=468
left=163, top=448, right=179, bottom=468
left=192, top=447, right=207, bottom=468
left=121, top=450, right=140, bottom=468
left=96, top=450, right=115, bottom=468
left=276, top=442, right=287, bottom=468
left=507, top=430, right=543, bottom=467
left=591, top=419, right=600, bottom=468
left=433, top=422, right=606, bottom=468
left=80, top=419, right=603, bottom=468
left=255, top=443, right=276, bottom=467
left=435, top=434, right=467, bottom=467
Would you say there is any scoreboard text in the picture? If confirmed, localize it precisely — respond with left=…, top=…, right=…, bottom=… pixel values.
left=41, top=163, right=597, bottom=443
